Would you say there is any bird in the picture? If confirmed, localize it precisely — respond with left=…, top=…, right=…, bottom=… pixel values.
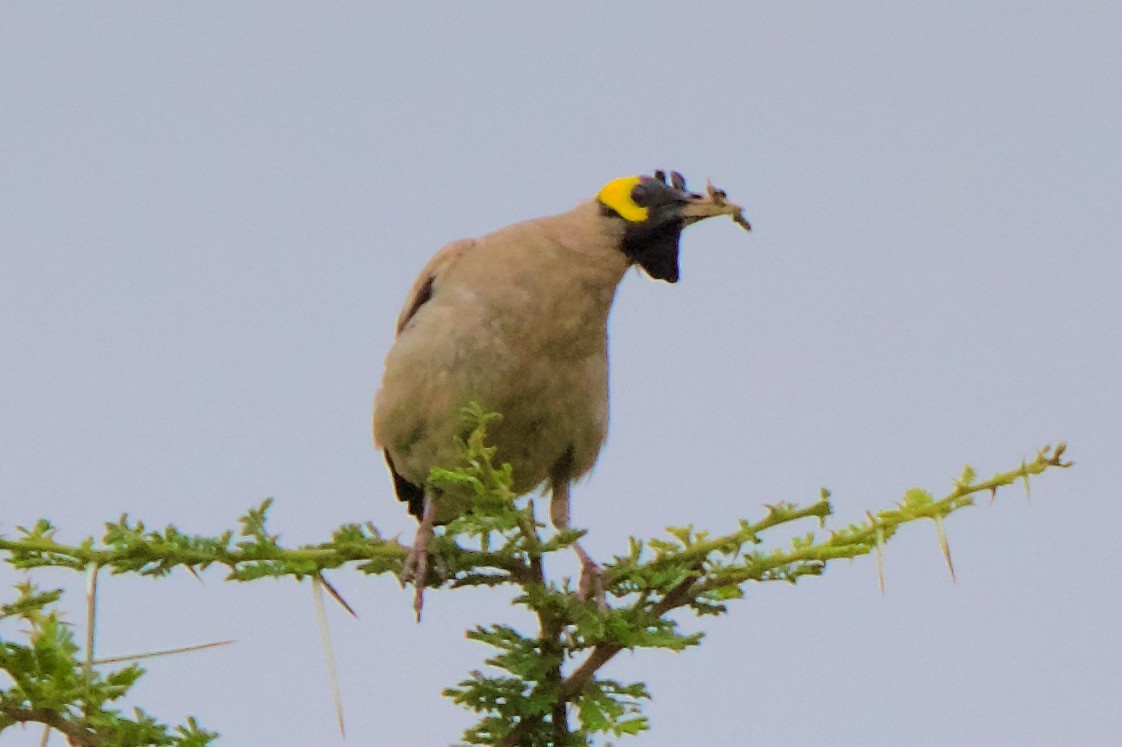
left=373, top=170, right=750, bottom=618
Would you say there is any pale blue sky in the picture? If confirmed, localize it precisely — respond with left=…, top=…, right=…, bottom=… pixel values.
left=2, top=4, right=1119, bottom=745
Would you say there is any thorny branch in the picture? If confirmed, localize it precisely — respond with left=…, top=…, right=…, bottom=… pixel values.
left=0, top=706, right=99, bottom=747
left=1, top=433, right=1070, bottom=745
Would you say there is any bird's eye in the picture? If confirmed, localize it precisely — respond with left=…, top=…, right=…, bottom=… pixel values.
left=630, top=183, right=649, bottom=207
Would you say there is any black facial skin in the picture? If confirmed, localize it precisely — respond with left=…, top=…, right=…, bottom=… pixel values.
left=622, top=218, right=683, bottom=283
left=618, top=175, right=697, bottom=284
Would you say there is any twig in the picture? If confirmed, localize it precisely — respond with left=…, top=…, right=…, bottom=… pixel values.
left=0, top=707, right=100, bottom=747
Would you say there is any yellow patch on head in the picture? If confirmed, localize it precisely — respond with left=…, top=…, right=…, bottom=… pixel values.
left=597, top=176, right=649, bottom=223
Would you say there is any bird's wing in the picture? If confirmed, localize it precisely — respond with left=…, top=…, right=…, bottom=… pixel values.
left=394, top=238, right=476, bottom=336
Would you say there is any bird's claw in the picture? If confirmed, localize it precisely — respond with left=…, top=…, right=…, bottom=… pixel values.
left=399, top=543, right=426, bottom=584
left=575, top=545, right=608, bottom=611
left=399, top=543, right=430, bottom=622
left=401, top=495, right=437, bottom=622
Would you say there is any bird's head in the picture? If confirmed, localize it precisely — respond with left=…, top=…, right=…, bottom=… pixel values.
left=596, top=170, right=751, bottom=283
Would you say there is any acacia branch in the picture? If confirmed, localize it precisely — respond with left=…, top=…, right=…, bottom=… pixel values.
left=499, top=443, right=1070, bottom=745
left=2, top=439, right=1071, bottom=746
left=0, top=531, right=535, bottom=585
left=563, top=564, right=702, bottom=699
left=0, top=705, right=101, bottom=747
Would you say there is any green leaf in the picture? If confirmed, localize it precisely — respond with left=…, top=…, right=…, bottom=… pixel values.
left=902, top=487, right=935, bottom=508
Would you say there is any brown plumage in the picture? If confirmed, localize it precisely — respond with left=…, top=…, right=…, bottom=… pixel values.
left=372, top=171, right=749, bottom=614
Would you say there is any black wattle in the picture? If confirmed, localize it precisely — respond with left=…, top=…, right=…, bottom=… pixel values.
left=623, top=222, right=682, bottom=284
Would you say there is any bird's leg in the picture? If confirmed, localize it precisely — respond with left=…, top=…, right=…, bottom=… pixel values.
left=550, top=479, right=606, bottom=609
left=402, top=493, right=436, bottom=622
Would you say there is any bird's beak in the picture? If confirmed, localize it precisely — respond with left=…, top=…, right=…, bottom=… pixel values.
left=678, top=181, right=752, bottom=232
left=624, top=175, right=751, bottom=284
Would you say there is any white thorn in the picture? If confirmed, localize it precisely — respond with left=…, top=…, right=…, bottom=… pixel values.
left=313, top=579, right=346, bottom=738
left=84, top=563, right=100, bottom=679
left=934, top=516, right=956, bottom=582
left=92, top=639, right=235, bottom=665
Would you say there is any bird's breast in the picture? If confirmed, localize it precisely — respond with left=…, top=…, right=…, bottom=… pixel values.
left=375, top=222, right=625, bottom=495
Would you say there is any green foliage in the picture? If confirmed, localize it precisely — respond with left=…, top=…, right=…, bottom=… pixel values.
left=0, top=582, right=216, bottom=745
left=0, top=405, right=1071, bottom=744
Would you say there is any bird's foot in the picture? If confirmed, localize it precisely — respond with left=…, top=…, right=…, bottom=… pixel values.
left=400, top=542, right=429, bottom=620
left=575, top=543, right=607, bottom=611
left=400, top=495, right=436, bottom=622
